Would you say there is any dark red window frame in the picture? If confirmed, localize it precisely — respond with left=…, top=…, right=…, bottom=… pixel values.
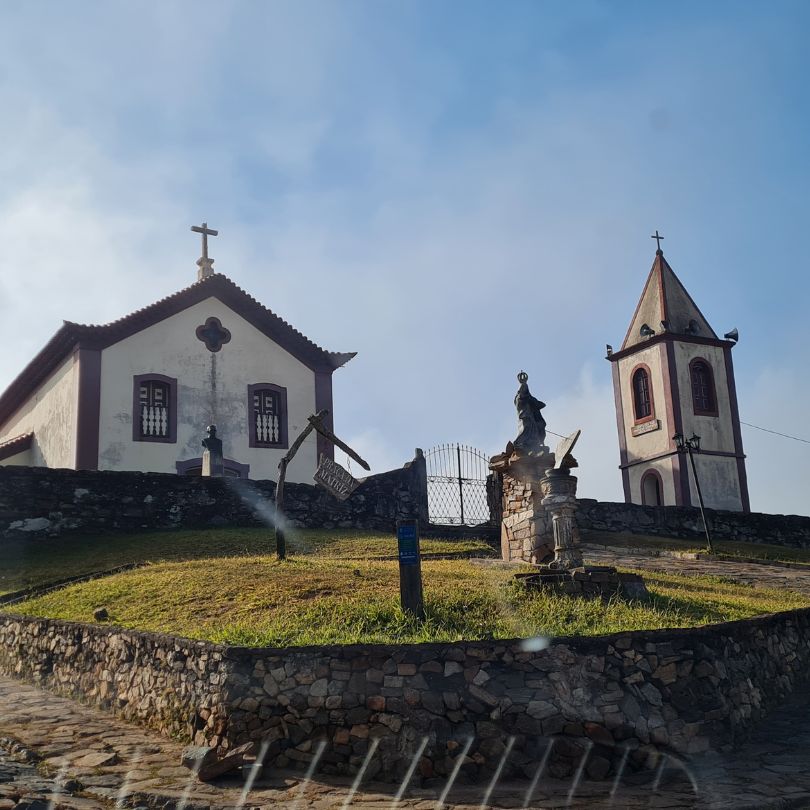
left=630, top=364, right=655, bottom=424
left=690, top=358, right=718, bottom=416
left=133, top=374, right=177, bottom=443
left=247, top=383, right=288, bottom=449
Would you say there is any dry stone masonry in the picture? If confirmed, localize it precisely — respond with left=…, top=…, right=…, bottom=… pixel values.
left=2, top=608, right=810, bottom=782
left=0, top=453, right=428, bottom=540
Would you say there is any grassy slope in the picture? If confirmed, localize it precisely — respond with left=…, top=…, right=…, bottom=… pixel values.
left=0, top=528, right=496, bottom=596
left=13, top=554, right=810, bottom=647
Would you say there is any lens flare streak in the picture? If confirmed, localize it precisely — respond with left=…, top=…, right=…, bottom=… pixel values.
left=391, top=737, right=429, bottom=808
left=523, top=738, right=554, bottom=809
left=478, top=735, right=515, bottom=810
left=236, top=738, right=271, bottom=810
left=566, top=740, right=592, bottom=806
left=293, top=739, right=328, bottom=809
left=436, top=736, right=474, bottom=810
left=342, top=737, right=380, bottom=810
left=115, top=750, right=143, bottom=810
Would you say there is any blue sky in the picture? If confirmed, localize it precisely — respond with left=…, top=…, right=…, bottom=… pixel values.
left=1, top=1, right=808, bottom=513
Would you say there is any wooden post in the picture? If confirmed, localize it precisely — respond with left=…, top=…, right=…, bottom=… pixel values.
left=274, top=409, right=371, bottom=560
left=397, top=519, right=425, bottom=620
left=275, top=414, right=322, bottom=560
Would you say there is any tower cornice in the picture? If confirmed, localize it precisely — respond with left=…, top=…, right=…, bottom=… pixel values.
left=606, top=332, right=736, bottom=363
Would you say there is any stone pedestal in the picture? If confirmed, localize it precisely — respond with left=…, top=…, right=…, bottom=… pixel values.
left=515, top=566, right=649, bottom=600
left=541, top=468, right=584, bottom=570
left=201, top=426, right=224, bottom=478
left=491, top=449, right=555, bottom=564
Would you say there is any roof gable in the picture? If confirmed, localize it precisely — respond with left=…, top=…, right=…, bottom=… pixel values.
left=621, top=252, right=717, bottom=351
left=0, top=273, right=355, bottom=430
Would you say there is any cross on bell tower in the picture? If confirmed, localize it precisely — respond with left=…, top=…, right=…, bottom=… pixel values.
left=191, top=222, right=219, bottom=281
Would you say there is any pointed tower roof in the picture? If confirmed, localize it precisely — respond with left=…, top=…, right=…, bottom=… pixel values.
left=621, top=249, right=717, bottom=351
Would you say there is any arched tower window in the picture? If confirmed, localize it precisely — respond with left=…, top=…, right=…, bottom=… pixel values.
left=690, top=359, right=718, bottom=416
left=631, top=366, right=653, bottom=421
left=641, top=471, right=663, bottom=506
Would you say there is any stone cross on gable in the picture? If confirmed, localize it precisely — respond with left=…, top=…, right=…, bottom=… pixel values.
left=191, top=222, right=219, bottom=280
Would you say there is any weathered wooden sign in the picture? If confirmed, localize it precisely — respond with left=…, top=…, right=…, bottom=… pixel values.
left=314, top=454, right=360, bottom=501
left=274, top=409, right=371, bottom=559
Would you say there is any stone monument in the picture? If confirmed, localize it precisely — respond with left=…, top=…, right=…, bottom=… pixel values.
left=490, top=373, right=647, bottom=600
left=201, top=425, right=224, bottom=477
left=489, top=372, right=557, bottom=563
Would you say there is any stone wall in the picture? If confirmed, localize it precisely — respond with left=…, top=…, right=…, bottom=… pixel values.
left=576, top=499, right=810, bottom=548
left=2, top=607, right=810, bottom=781
left=499, top=475, right=551, bottom=563
left=0, top=453, right=428, bottom=540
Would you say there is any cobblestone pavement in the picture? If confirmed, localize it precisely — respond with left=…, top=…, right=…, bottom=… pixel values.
left=2, top=675, right=810, bottom=809
left=582, top=540, right=810, bottom=596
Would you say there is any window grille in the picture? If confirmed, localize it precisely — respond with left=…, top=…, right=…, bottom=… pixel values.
left=632, top=368, right=652, bottom=420
left=139, top=380, right=170, bottom=438
left=253, top=388, right=281, bottom=445
left=691, top=361, right=716, bottom=413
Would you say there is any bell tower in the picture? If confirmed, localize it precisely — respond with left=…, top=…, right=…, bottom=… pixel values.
left=606, top=237, right=749, bottom=512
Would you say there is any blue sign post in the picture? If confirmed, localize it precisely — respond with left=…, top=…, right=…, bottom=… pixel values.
left=396, top=519, right=424, bottom=619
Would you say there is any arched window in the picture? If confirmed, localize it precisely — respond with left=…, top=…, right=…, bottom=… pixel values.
left=632, top=367, right=652, bottom=421
left=248, top=383, right=288, bottom=448
left=133, top=374, right=177, bottom=443
left=641, top=471, right=663, bottom=506
left=690, top=359, right=717, bottom=416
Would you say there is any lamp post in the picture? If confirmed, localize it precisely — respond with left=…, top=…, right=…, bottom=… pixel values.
left=673, top=432, right=714, bottom=554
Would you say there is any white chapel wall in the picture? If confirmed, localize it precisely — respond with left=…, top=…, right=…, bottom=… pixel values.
left=0, top=355, right=77, bottom=469
left=97, top=297, right=318, bottom=482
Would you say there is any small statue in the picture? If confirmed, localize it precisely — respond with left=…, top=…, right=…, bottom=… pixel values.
left=513, top=371, right=548, bottom=456
left=201, top=424, right=221, bottom=450
left=201, top=424, right=224, bottom=477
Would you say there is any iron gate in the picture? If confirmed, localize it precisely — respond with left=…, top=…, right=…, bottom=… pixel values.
left=425, top=443, right=493, bottom=526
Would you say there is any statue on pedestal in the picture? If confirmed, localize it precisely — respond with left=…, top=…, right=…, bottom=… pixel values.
left=201, top=424, right=224, bottom=477
left=513, top=371, right=548, bottom=456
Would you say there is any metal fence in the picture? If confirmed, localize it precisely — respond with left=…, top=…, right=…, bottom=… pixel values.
left=425, top=443, right=493, bottom=526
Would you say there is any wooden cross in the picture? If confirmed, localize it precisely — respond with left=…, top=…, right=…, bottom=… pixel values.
left=191, top=222, right=218, bottom=260
left=651, top=229, right=664, bottom=252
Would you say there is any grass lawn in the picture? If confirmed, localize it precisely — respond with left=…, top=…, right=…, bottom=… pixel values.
left=11, top=553, right=810, bottom=647
left=587, top=531, right=810, bottom=566
left=0, top=528, right=496, bottom=596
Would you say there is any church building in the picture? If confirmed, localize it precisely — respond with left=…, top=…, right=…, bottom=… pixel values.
left=607, top=236, right=749, bottom=512
left=0, top=225, right=355, bottom=482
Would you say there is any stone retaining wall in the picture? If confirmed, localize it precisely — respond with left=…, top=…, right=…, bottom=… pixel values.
left=2, top=607, right=809, bottom=781
left=0, top=453, right=428, bottom=540
left=576, top=499, right=810, bottom=548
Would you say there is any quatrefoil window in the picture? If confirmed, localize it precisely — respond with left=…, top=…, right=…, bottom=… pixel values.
left=195, top=316, right=232, bottom=352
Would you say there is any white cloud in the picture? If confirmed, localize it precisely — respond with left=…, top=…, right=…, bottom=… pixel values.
left=0, top=3, right=806, bottom=519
